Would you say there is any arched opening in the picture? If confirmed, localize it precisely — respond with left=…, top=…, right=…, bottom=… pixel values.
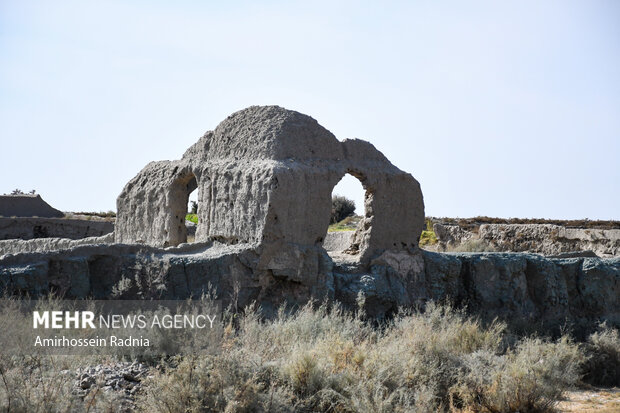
left=186, top=184, right=198, bottom=243
left=323, top=172, right=370, bottom=258
left=168, top=172, right=199, bottom=246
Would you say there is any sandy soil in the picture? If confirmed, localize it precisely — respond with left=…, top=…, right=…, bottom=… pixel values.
left=557, top=387, right=620, bottom=413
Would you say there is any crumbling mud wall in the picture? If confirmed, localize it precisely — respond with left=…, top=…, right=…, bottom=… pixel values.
left=0, top=233, right=114, bottom=256
left=434, top=223, right=620, bottom=257
left=0, top=243, right=617, bottom=335
left=115, top=106, right=425, bottom=261
left=0, top=217, right=114, bottom=241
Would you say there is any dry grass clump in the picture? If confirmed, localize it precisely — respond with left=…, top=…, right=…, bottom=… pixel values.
left=450, top=336, right=584, bottom=412
left=0, top=355, right=77, bottom=412
left=447, top=239, right=497, bottom=252
left=0, top=296, right=591, bottom=412
left=0, top=355, right=122, bottom=412
left=582, top=323, right=620, bottom=387
left=328, top=215, right=362, bottom=232
left=137, top=303, right=584, bottom=412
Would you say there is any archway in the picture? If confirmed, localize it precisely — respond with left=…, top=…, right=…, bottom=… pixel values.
left=323, top=171, right=372, bottom=258
left=186, top=184, right=198, bottom=243
left=168, top=171, right=199, bottom=246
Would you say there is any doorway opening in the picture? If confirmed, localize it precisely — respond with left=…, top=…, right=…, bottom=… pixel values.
left=168, top=172, right=198, bottom=246
left=323, top=172, right=368, bottom=257
left=186, top=184, right=198, bottom=243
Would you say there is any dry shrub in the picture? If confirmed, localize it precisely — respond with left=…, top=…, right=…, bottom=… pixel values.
left=283, top=352, right=325, bottom=395
left=357, top=304, right=505, bottom=410
left=137, top=352, right=296, bottom=413
left=582, top=323, right=620, bottom=386
left=0, top=298, right=589, bottom=412
left=450, top=336, right=584, bottom=413
left=0, top=355, right=77, bottom=412
left=138, top=302, right=584, bottom=412
left=448, top=239, right=497, bottom=252
left=0, top=355, right=121, bottom=412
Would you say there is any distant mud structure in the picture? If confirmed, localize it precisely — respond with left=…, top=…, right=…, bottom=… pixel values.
left=0, top=106, right=618, bottom=334
left=0, top=194, right=113, bottom=241
left=0, top=194, right=63, bottom=218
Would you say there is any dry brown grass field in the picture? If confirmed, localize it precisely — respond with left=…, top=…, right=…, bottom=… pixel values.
left=0, top=299, right=618, bottom=412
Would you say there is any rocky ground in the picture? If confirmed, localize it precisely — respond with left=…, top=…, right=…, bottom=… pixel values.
left=73, top=362, right=151, bottom=412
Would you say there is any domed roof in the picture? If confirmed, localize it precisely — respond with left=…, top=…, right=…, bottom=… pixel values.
left=202, top=106, right=344, bottom=161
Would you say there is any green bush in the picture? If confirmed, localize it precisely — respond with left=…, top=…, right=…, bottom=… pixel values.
left=331, top=195, right=356, bottom=224
left=419, top=230, right=438, bottom=246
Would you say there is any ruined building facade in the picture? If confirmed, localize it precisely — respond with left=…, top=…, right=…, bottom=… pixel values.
left=115, top=106, right=425, bottom=261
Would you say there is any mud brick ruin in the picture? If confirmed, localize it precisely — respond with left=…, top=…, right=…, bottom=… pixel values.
left=115, top=105, right=424, bottom=261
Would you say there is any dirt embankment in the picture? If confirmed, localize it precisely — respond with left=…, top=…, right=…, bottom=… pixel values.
left=427, top=217, right=620, bottom=258
left=430, top=216, right=620, bottom=230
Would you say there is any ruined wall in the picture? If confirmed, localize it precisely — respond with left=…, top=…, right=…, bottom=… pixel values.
left=323, top=231, right=354, bottom=252
left=0, top=217, right=113, bottom=241
left=0, top=233, right=114, bottom=256
left=434, top=223, right=620, bottom=258
left=115, top=106, right=425, bottom=261
left=194, top=162, right=276, bottom=245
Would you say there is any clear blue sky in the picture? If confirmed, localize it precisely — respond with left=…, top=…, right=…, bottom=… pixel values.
left=1, top=0, right=618, bottom=219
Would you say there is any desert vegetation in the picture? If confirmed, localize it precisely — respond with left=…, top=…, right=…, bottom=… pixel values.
left=3, top=189, right=37, bottom=195
left=581, top=323, right=620, bottom=387
left=419, top=219, right=438, bottom=247
left=331, top=195, right=356, bottom=225
left=328, top=215, right=361, bottom=232
left=445, top=239, right=497, bottom=253
left=1, top=299, right=617, bottom=412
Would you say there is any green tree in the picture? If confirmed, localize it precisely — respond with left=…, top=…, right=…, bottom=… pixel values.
left=331, top=195, right=355, bottom=224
